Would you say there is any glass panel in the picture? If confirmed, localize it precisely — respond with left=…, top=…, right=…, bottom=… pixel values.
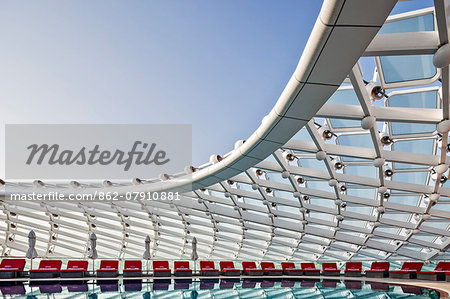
left=244, top=197, right=265, bottom=207
left=387, top=195, right=420, bottom=205
left=345, top=165, right=378, bottom=178
left=275, top=190, right=298, bottom=202
left=345, top=206, right=373, bottom=215
left=391, top=122, right=436, bottom=135
left=393, top=139, right=434, bottom=155
left=292, top=128, right=313, bottom=142
left=277, top=204, right=299, bottom=213
left=379, top=13, right=434, bottom=34
left=341, top=155, right=372, bottom=162
left=432, top=203, right=450, bottom=211
left=310, top=197, right=333, bottom=207
left=382, top=213, right=410, bottom=221
left=306, top=180, right=335, bottom=192
left=300, top=158, right=328, bottom=172
left=329, top=118, right=361, bottom=129
left=339, top=134, right=374, bottom=149
left=263, top=154, right=278, bottom=163
left=392, top=172, right=428, bottom=185
left=266, top=172, right=285, bottom=183
left=379, top=55, right=437, bottom=83
left=346, top=188, right=377, bottom=200
left=388, top=90, right=437, bottom=108
left=238, top=182, right=255, bottom=192
left=327, top=89, right=360, bottom=105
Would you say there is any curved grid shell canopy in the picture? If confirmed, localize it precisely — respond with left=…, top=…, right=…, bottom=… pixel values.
left=1, top=0, right=450, bottom=263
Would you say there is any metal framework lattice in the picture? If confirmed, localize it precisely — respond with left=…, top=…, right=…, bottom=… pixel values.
left=1, top=0, right=449, bottom=263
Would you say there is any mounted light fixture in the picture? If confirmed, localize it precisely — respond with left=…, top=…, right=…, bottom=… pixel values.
left=33, top=180, right=45, bottom=187
left=371, top=85, right=386, bottom=100
left=184, top=166, right=196, bottom=174
left=132, top=177, right=142, bottom=185
left=380, top=135, right=392, bottom=146
left=286, top=153, right=295, bottom=162
left=102, top=180, right=112, bottom=187
left=322, top=130, right=333, bottom=140
left=70, top=181, right=80, bottom=188
left=209, top=154, right=223, bottom=164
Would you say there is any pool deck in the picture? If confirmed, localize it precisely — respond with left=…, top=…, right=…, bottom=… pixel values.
left=1, top=274, right=449, bottom=297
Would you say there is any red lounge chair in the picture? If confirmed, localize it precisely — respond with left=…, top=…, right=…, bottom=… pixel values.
left=123, top=260, right=142, bottom=277
left=200, top=261, right=219, bottom=276
left=416, top=262, right=450, bottom=281
left=60, top=260, right=88, bottom=278
left=344, top=262, right=362, bottom=277
left=446, top=272, right=450, bottom=282
left=322, top=263, right=340, bottom=276
left=365, top=262, right=389, bottom=278
left=242, top=262, right=263, bottom=276
left=301, top=263, right=320, bottom=276
left=389, top=262, right=422, bottom=279
left=174, top=261, right=192, bottom=277
left=29, top=260, right=62, bottom=279
left=153, top=261, right=171, bottom=277
left=281, top=262, right=303, bottom=276
left=220, top=261, right=240, bottom=276
left=96, top=260, right=119, bottom=278
left=261, top=262, right=282, bottom=276
left=0, top=259, right=26, bottom=279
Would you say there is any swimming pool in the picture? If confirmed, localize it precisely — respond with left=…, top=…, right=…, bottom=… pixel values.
left=0, top=279, right=442, bottom=298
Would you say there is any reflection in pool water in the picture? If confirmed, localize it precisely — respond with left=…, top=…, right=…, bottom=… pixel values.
left=0, top=279, right=441, bottom=298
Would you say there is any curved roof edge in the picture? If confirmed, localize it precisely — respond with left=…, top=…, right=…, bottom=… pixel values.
left=4, top=0, right=397, bottom=195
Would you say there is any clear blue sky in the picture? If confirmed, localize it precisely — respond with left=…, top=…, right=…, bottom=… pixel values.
left=0, top=0, right=433, bottom=175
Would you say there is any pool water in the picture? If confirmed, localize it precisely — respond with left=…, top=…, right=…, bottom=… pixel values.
left=0, top=279, right=441, bottom=298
